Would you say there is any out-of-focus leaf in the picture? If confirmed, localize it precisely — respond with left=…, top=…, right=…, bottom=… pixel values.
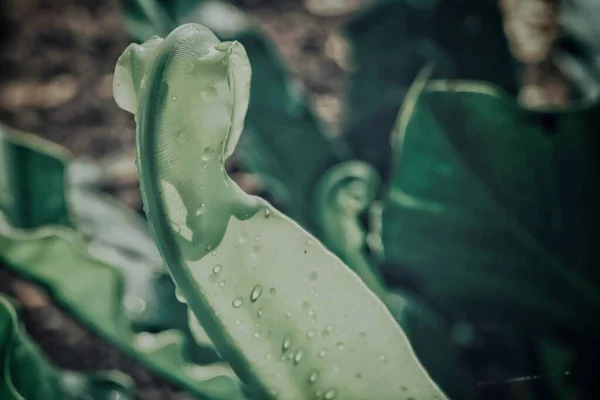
left=312, top=160, right=387, bottom=296
left=382, top=80, right=600, bottom=340
left=120, top=0, right=343, bottom=228
left=231, top=28, right=343, bottom=227
left=385, top=291, right=479, bottom=400
left=557, top=0, right=600, bottom=99
left=340, top=0, right=518, bottom=179
left=0, top=222, right=245, bottom=399
left=312, top=161, right=478, bottom=399
left=0, top=129, right=239, bottom=394
left=120, top=23, right=448, bottom=400
left=0, top=124, right=70, bottom=229
left=0, top=295, right=134, bottom=400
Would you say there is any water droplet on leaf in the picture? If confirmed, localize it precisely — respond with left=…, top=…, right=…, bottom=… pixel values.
left=250, top=285, right=262, bottom=302
left=232, top=298, right=243, bottom=308
left=202, top=147, right=214, bottom=160
left=293, top=349, right=304, bottom=365
left=201, top=86, right=217, bottom=102
left=282, top=337, right=291, bottom=352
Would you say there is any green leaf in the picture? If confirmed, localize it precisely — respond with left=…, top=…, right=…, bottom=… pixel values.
left=119, top=23, right=448, bottom=400
left=382, top=80, right=600, bottom=339
left=0, top=222, right=245, bottom=399
left=312, top=161, right=478, bottom=399
left=312, top=161, right=386, bottom=297
left=340, top=0, right=517, bottom=179
left=119, top=0, right=342, bottom=228
left=231, top=29, right=343, bottom=228
left=0, top=295, right=134, bottom=400
left=0, top=124, right=71, bottom=229
left=0, top=124, right=242, bottom=397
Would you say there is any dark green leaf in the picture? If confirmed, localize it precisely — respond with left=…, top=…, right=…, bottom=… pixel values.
left=382, top=80, right=600, bottom=340
left=340, top=0, right=517, bottom=179
left=0, top=126, right=244, bottom=399
left=0, top=295, right=134, bottom=400
left=0, top=124, right=70, bottom=229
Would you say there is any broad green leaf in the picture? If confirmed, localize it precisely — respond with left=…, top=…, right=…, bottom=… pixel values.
left=119, top=0, right=343, bottom=228
left=117, top=23, right=448, bottom=400
left=0, top=124, right=70, bottom=229
left=382, top=80, right=600, bottom=339
left=0, top=221, right=245, bottom=399
left=0, top=295, right=134, bottom=400
left=0, top=124, right=239, bottom=394
left=340, top=0, right=518, bottom=179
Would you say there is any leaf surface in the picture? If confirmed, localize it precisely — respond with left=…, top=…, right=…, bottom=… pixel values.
left=122, top=23, right=448, bottom=400
left=382, top=80, right=600, bottom=339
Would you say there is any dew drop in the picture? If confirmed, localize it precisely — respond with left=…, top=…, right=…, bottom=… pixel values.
left=201, top=86, right=217, bottom=102
left=202, top=147, right=214, bottom=160
left=306, top=329, right=315, bottom=339
left=219, top=281, right=226, bottom=287
left=205, top=244, right=213, bottom=251
left=235, top=320, right=241, bottom=325
left=324, top=388, right=337, bottom=399
left=293, top=349, right=304, bottom=365
left=250, top=285, right=262, bottom=302
left=195, top=204, right=206, bottom=216
left=265, top=353, right=272, bottom=360
left=232, top=298, right=243, bottom=308
left=253, top=332, right=260, bottom=338
left=308, top=271, right=318, bottom=281
left=257, top=309, right=263, bottom=317
left=307, top=239, right=313, bottom=246
left=308, top=371, right=318, bottom=384
left=302, top=301, right=310, bottom=310
left=239, top=231, right=248, bottom=243
left=171, top=96, right=177, bottom=101
left=264, top=208, right=271, bottom=218
left=282, top=337, right=291, bottom=352
left=251, top=245, right=260, bottom=256
left=318, top=349, right=327, bottom=358
left=269, top=288, right=277, bottom=296
left=337, top=342, right=345, bottom=351
left=378, top=355, right=387, bottom=363
left=212, top=264, right=222, bottom=274
left=286, top=311, right=292, bottom=318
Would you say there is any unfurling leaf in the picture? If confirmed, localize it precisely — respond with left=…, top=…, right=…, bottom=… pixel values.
left=117, top=23, right=448, bottom=400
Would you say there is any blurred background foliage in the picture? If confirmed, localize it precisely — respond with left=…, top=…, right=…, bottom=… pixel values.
left=0, top=0, right=599, bottom=399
